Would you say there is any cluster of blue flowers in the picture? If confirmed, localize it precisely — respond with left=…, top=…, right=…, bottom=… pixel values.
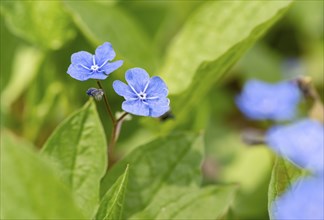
left=237, top=79, right=324, bottom=220
left=67, top=42, right=170, bottom=118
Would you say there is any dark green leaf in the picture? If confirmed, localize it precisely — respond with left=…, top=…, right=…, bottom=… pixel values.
left=0, top=130, right=85, bottom=219
left=100, top=133, right=203, bottom=219
left=0, top=1, right=76, bottom=49
left=42, top=99, right=107, bottom=218
left=95, top=165, right=129, bottom=220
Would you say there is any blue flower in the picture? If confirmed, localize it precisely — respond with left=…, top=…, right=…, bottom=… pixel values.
left=236, top=79, right=301, bottom=121
left=266, top=119, right=324, bottom=174
left=113, top=68, right=170, bottom=117
left=67, top=42, right=123, bottom=81
left=271, top=175, right=324, bottom=220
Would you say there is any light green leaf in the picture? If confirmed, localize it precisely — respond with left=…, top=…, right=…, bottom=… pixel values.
left=95, top=165, right=129, bottom=220
left=1, top=46, right=44, bottom=113
left=160, top=1, right=293, bottom=94
left=64, top=1, right=156, bottom=71
left=100, top=133, right=204, bottom=219
left=0, top=1, right=76, bottom=50
left=268, top=157, right=303, bottom=219
left=131, top=185, right=237, bottom=219
left=42, top=99, right=107, bottom=218
left=0, top=130, right=85, bottom=219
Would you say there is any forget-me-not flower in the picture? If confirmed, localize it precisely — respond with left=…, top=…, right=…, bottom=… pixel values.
left=236, top=79, right=301, bottom=121
left=113, top=68, right=170, bottom=117
left=67, top=42, right=123, bottom=81
left=271, top=175, right=324, bottom=220
left=266, top=119, right=324, bottom=174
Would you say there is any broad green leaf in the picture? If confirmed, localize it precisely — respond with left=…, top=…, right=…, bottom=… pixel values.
left=160, top=1, right=293, bottom=94
left=42, top=99, right=107, bottom=218
left=0, top=130, right=85, bottom=219
left=95, top=165, right=129, bottom=220
left=131, top=185, right=237, bottom=219
left=0, top=1, right=76, bottom=50
left=1, top=46, right=44, bottom=113
left=100, top=133, right=204, bottom=219
left=268, top=157, right=303, bottom=219
left=160, top=1, right=293, bottom=132
left=64, top=1, right=156, bottom=71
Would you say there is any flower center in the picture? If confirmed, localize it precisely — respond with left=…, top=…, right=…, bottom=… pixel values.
left=138, top=92, right=147, bottom=100
left=91, top=64, right=99, bottom=72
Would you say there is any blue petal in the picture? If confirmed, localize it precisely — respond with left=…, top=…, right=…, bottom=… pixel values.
left=236, top=79, right=301, bottom=121
left=67, top=64, right=92, bottom=81
left=71, top=51, right=93, bottom=67
left=95, top=42, right=116, bottom=66
left=147, top=98, right=170, bottom=117
left=125, top=68, right=150, bottom=93
left=101, top=60, right=123, bottom=76
left=266, top=119, right=324, bottom=173
left=146, top=76, right=168, bottom=98
left=88, top=72, right=109, bottom=80
left=271, top=176, right=324, bottom=220
left=113, top=80, right=137, bottom=100
left=122, top=100, right=149, bottom=116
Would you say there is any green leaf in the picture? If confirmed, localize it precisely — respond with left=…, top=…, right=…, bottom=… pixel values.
left=0, top=130, right=85, bottom=219
left=1, top=46, right=44, bottom=113
left=160, top=1, right=293, bottom=94
left=42, top=99, right=107, bottom=218
left=64, top=1, right=156, bottom=71
left=100, top=133, right=204, bottom=219
left=268, top=157, right=303, bottom=220
left=130, top=185, right=237, bottom=219
left=95, top=165, right=129, bottom=220
left=0, top=1, right=76, bottom=50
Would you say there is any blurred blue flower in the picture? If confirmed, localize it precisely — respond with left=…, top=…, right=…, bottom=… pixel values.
left=271, top=175, right=324, bottom=220
left=113, top=68, right=170, bottom=117
left=266, top=119, right=324, bottom=174
left=86, top=88, right=104, bottom=101
left=67, top=42, right=123, bottom=81
left=236, top=79, right=301, bottom=121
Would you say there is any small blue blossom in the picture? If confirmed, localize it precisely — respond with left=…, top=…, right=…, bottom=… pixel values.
left=86, top=88, right=104, bottom=101
left=266, top=119, right=324, bottom=174
left=113, top=68, right=170, bottom=117
left=271, top=175, right=324, bottom=220
left=236, top=79, right=301, bottom=121
left=67, top=42, right=123, bottom=81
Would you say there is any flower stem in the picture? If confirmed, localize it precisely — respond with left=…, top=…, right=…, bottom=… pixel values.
left=108, top=112, right=129, bottom=168
left=96, top=81, right=116, bottom=125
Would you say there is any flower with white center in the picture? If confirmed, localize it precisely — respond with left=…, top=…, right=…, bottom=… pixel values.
left=113, top=68, right=170, bottom=117
left=67, top=42, right=123, bottom=81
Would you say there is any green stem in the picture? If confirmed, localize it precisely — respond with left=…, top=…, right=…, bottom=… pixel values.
left=108, top=112, right=129, bottom=168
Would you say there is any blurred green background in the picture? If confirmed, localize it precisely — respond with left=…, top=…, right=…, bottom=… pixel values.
left=1, top=1, right=323, bottom=219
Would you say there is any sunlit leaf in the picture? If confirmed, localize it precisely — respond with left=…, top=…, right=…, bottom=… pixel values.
left=1, top=46, right=44, bottom=113
left=64, top=1, right=156, bottom=71
left=160, top=1, right=293, bottom=94
left=130, top=185, right=237, bottom=219
left=0, top=1, right=76, bottom=49
left=100, top=133, right=203, bottom=219
left=42, top=99, right=107, bottom=218
left=0, top=130, right=84, bottom=219
left=95, top=165, right=129, bottom=220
